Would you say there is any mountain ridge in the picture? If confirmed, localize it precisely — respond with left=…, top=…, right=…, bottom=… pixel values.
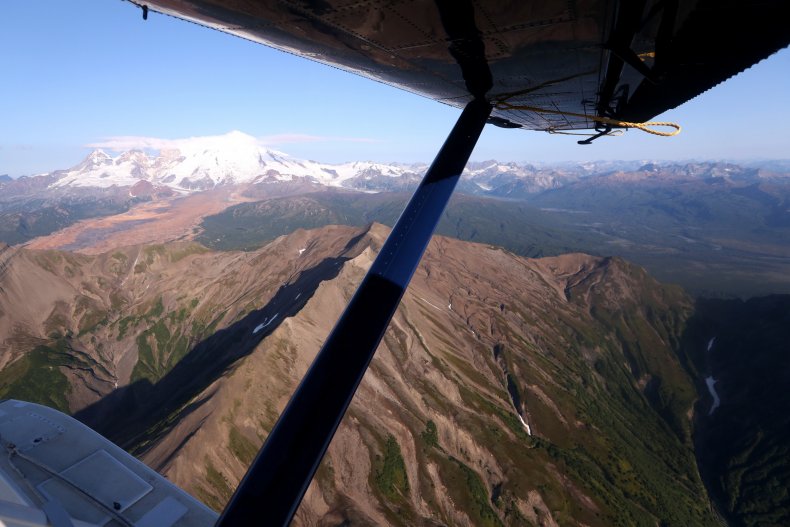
left=6, top=221, right=789, bottom=525
left=1, top=223, right=718, bottom=525
left=10, top=132, right=787, bottom=199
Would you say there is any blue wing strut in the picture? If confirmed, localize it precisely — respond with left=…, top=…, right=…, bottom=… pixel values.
left=217, top=98, right=492, bottom=526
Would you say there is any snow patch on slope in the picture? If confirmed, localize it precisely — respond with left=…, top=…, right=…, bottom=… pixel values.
left=253, top=314, right=279, bottom=334
left=705, top=376, right=721, bottom=415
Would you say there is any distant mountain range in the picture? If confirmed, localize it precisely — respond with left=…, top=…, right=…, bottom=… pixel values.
left=23, top=131, right=427, bottom=193
left=2, top=132, right=790, bottom=297
left=7, top=131, right=787, bottom=197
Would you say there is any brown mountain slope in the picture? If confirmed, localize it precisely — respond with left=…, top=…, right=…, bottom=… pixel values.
left=0, top=225, right=369, bottom=412
left=110, top=226, right=716, bottom=525
left=1, top=224, right=717, bottom=525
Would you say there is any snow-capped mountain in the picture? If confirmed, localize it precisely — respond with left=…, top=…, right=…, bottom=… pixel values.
left=23, top=132, right=785, bottom=200
left=8, top=132, right=786, bottom=200
left=49, top=131, right=427, bottom=192
left=41, top=131, right=605, bottom=196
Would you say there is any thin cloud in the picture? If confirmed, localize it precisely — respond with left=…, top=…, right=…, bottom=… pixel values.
left=260, top=133, right=380, bottom=144
left=86, top=131, right=380, bottom=152
left=86, top=136, right=182, bottom=151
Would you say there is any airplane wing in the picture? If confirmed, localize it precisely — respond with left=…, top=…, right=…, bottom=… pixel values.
left=135, top=0, right=790, bottom=131
left=0, top=400, right=218, bottom=526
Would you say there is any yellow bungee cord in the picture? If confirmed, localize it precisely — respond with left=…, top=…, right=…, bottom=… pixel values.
left=494, top=98, right=681, bottom=138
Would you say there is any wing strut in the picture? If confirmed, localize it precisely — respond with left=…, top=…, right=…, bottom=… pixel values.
left=217, top=98, right=492, bottom=526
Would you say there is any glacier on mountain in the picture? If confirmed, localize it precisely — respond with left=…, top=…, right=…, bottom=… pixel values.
left=40, top=131, right=630, bottom=195
left=49, top=131, right=424, bottom=192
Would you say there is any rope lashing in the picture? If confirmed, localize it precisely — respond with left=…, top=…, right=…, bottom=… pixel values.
left=494, top=99, right=681, bottom=137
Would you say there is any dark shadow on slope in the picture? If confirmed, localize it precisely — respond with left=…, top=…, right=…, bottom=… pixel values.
left=681, top=295, right=790, bottom=527
left=74, top=234, right=367, bottom=451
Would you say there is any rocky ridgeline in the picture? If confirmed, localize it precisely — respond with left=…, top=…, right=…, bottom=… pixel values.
left=0, top=224, right=718, bottom=526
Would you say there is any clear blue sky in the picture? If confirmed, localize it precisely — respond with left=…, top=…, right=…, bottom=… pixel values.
left=2, top=0, right=789, bottom=177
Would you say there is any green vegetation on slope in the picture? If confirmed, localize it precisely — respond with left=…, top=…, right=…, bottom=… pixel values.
left=0, top=345, right=71, bottom=412
left=195, top=457, right=234, bottom=512
left=228, top=425, right=259, bottom=466
left=0, top=195, right=136, bottom=245
left=421, top=420, right=439, bottom=449
left=374, top=434, right=410, bottom=501
left=129, top=298, right=193, bottom=383
left=441, top=263, right=716, bottom=526
left=197, top=185, right=790, bottom=297
left=689, top=296, right=790, bottom=527
left=0, top=338, right=108, bottom=413
left=196, top=191, right=601, bottom=258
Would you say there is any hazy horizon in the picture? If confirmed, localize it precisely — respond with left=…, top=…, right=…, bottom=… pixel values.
left=2, top=0, right=789, bottom=177
left=4, top=131, right=790, bottom=180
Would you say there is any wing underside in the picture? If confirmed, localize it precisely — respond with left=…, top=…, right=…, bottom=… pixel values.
left=136, top=0, right=789, bottom=131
